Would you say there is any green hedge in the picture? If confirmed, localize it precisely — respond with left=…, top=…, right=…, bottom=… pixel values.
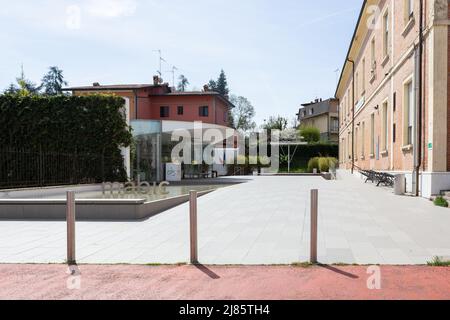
left=0, top=94, right=133, bottom=186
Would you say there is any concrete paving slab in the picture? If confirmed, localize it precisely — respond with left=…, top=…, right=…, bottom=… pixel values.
left=0, top=174, right=449, bottom=265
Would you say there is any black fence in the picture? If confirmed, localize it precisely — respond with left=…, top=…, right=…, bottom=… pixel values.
left=0, top=149, right=126, bottom=189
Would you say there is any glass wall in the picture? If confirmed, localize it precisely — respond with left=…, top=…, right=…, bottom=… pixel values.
left=131, top=120, right=162, bottom=182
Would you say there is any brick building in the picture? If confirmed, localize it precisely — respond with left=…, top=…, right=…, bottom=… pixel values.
left=336, top=0, right=450, bottom=197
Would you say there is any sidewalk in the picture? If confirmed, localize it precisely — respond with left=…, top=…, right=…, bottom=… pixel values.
left=1, top=176, right=449, bottom=265
left=0, top=264, right=449, bottom=300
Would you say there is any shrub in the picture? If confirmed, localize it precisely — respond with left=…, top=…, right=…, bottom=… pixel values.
left=308, top=157, right=338, bottom=173
left=318, top=157, right=330, bottom=172
left=327, top=157, right=338, bottom=170
left=427, top=256, right=450, bottom=266
left=300, top=126, right=321, bottom=144
left=307, top=157, right=320, bottom=173
left=434, top=197, right=449, bottom=208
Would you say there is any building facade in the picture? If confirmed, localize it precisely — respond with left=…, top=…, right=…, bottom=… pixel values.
left=64, top=79, right=235, bottom=181
left=336, top=0, right=449, bottom=198
left=297, top=98, right=339, bottom=143
left=65, top=79, right=232, bottom=127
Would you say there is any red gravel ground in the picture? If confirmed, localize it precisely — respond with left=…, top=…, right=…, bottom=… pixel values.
left=0, top=264, right=449, bottom=300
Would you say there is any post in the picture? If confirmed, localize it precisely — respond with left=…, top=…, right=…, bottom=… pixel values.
left=288, top=144, right=291, bottom=173
left=66, top=191, right=76, bottom=265
left=189, top=191, right=198, bottom=264
left=310, top=189, right=318, bottom=264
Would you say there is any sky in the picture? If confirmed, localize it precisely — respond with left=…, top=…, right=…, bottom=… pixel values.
left=0, top=0, right=363, bottom=126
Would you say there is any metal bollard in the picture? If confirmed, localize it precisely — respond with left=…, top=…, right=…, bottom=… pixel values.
left=310, top=189, right=318, bottom=264
left=66, top=191, right=76, bottom=265
left=189, top=191, right=198, bottom=264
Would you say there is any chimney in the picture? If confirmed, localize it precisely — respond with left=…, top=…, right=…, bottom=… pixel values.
left=93, top=82, right=100, bottom=87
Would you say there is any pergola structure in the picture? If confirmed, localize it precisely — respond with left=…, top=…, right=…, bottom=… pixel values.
left=271, top=141, right=308, bottom=173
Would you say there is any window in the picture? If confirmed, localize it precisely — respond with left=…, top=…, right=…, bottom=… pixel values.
left=177, top=106, right=184, bottom=115
left=404, top=80, right=414, bottom=146
left=309, top=108, right=314, bottom=116
left=344, top=97, right=347, bottom=121
left=362, top=58, right=366, bottom=94
left=381, top=101, right=388, bottom=151
left=347, top=89, right=351, bottom=115
left=383, top=11, right=390, bottom=58
left=361, top=122, right=365, bottom=157
left=199, top=106, right=209, bottom=117
left=393, top=92, right=396, bottom=112
left=355, top=72, right=359, bottom=98
left=355, top=128, right=358, bottom=161
left=393, top=123, right=396, bottom=143
left=370, top=38, right=377, bottom=66
left=331, top=118, right=339, bottom=132
left=370, top=113, right=375, bottom=155
left=160, top=106, right=169, bottom=118
left=348, top=132, right=352, bottom=159
left=224, top=111, right=228, bottom=122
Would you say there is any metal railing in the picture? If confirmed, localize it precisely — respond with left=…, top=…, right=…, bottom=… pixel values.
left=0, top=148, right=123, bottom=189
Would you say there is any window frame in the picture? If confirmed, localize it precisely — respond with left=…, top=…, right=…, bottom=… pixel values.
left=403, top=76, right=414, bottom=148
left=160, top=106, right=170, bottom=118
left=199, top=106, right=209, bottom=117
left=382, top=10, right=390, bottom=59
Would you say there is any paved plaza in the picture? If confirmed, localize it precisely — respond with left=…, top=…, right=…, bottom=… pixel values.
left=0, top=173, right=449, bottom=265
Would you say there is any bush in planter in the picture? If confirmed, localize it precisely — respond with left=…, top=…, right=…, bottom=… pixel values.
left=434, top=197, right=449, bottom=208
left=307, top=157, right=320, bottom=173
left=327, top=157, right=338, bottom=170
left=308, top=157, right=338, bottom=173
left=318, top=157, right=330, bottom=172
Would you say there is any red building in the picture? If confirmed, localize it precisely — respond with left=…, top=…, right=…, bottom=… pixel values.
left=64, top=78, right=236, bottom=181
left=64, top=77, right=234, bottom=127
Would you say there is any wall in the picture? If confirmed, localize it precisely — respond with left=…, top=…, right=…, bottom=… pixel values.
left=338, top=0, right=448, bottom=175
left=146, top=95, right=230, bottom=127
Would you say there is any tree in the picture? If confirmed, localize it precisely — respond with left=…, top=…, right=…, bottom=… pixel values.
left=263, top=116, right=288, bottom=131
left=208, top=79, right=217, bottom=91
left=15, top=67, right=40, bottom=95
left=208, top=69, right=229, bottom=96
left=177, top=74, right=189, bottom=92
left=300, top=126, right=321, bottom=144
left=230, top=95, right=256, bottom=132
left=215, top=70, right=229, bottom=96
left=3, top=83, right=18, bottom=94
left=41, top=66, right=68, bottom=95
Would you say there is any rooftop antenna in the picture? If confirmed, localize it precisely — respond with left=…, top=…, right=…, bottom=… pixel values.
left=153, top=49, right=166, bottom=78
left=19, top=63, right=25, bottom=80
left=166, top=66, right=178, bottom=88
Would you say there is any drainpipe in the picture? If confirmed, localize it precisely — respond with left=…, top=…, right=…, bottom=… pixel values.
left=415, top=0, right=424, bottom=197
left=347, top=58, right=356, bottom=174
left=134, top=90, right=138, bottom=119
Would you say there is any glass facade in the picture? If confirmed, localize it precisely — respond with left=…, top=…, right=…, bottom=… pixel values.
left=131, top=120, right=162, bottom=182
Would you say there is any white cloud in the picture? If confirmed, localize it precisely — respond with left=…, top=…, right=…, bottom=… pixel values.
left=85, top=0, right=137, bottom=18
